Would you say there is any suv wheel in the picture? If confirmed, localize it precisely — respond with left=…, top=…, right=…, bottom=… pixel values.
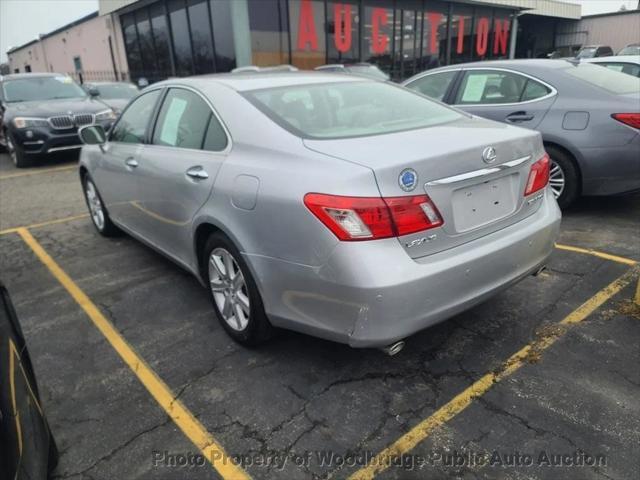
left=7, top=133, right=32, bottom=168
left=203, top=232, right=272, bottom=346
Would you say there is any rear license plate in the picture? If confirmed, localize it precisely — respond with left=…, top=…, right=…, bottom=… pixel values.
left=452, top=174, right=517, bottom=232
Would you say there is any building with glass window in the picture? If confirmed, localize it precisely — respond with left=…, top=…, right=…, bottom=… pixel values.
left=10, top=1, right=603, bottom=84
left=100, top=0, right=529, bottom=82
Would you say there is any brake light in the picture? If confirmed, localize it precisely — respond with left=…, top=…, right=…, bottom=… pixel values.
left=304, top=193, right=443, bottom=241
left=524, top=153, right=550, bottom=196
left=612, top=113, right=640, bottom=129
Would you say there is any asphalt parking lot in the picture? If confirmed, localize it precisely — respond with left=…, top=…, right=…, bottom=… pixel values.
left=1, top=152, right=638, bottom=480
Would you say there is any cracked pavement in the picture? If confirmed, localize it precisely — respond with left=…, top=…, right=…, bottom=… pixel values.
left=0, top=153, right=638, bottom=479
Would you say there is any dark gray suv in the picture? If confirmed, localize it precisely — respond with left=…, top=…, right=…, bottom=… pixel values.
left=0, top=73, right=116, bottom=167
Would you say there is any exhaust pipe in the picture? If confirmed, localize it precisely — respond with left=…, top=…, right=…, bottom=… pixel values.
left=533, top=265, right=547, bottom=276
left=380, top=340, right=405, bottom=356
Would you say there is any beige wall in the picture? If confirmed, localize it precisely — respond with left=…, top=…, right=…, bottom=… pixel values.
left=8, top=13, right=129, bottom=79
left=556, top=11, right=640, bottom=52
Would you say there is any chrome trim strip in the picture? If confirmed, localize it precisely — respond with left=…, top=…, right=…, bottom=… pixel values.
left=47, top=145, right=83, bottom=153
left=23, top=140, right=45, bottom=145
left=425, top=155, right=532, bottom=186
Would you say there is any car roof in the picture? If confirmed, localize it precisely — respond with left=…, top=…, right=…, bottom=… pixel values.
left=584, top=55, right=640, bottom=64
left=1, top=72, right=68, bottom=81
left=153, top=71, right=365, bottom=92
left=426, top=59, right=576, bottom=72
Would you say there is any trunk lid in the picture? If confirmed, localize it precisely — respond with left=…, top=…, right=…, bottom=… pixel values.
left=303, top=116, right=546, bottom=258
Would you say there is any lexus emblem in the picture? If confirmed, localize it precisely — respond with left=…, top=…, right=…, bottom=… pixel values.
left=482, top=146, right=497, bottom=164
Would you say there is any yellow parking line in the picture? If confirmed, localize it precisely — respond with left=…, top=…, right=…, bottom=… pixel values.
left=16, top=228, right=251, bottom=480
left=0, top=214, right=89, bottom=236
left=0, top=164, right=77, bottom=180
left=555, top=243, right=637, bottom=266
left=348, top=265, right=639, bottom=480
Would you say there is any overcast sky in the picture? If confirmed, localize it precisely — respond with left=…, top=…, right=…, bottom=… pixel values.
left=1, top=0, right=638, bottom=63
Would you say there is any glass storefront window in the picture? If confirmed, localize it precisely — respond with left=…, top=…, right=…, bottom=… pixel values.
left=327, top=1, right=359, bottom=64
left=135, top=9, right=156, bottom=76
left=450, top=4, right=473, bottom=64
left=361, top=1, right=394, bottom=75
left=210, top=0, right=236, bottom=72
left=471, top=7, right=492, bottom=61
left=149, top=2, right=173, bottom=80
left=289, top=0, right=326, bottom=69
left=168, top=0, right=194, bottom=76
left=492, top=10, right=511, bottom=59
left=122, top=13, right=143, bottom=80
left=187, top=0, right=215, bottom=74
left=421, top=0, right=448, bottom=70
left=248, top=0, right=290, bottom=66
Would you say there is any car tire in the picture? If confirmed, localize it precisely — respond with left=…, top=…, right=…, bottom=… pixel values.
left=203, top=232, right=272, bottom=346
left=546, top=146, right=579, bottom=209
left=81, top=174, right=120, bottom=237
left=7, top=132, right=33, bottom=168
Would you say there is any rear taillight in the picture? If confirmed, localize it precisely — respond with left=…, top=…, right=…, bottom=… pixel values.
left=612, top=113, right=640, bottom=129
left=304, top=193, right=443, bottom=241
left=524, top=153, right=550, bottom=196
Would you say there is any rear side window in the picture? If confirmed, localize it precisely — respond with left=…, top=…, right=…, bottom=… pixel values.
left=110, top=90, right=161, bottom=143
left=244, top=81, right=461, bottom=139
left=152, top=88, right=227, bottom=151
left=563, top=63, right=640, bottom=94
left=454, top=70, right=550, bottom=105
left=406, top=71, right=457, bottom=101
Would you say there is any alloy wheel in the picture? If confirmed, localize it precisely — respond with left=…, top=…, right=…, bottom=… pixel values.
left=549, top=159, right=565, bottom=199
left=85, top=180, right=105, bottom=230
left=208, top=248, right=250, bottom=331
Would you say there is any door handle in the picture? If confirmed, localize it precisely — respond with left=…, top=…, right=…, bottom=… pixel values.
left=506, top=111, right=534, bottom=123
left=125, top=157, right=139, bottom=168
left=186, top=166, right=209, bottom=180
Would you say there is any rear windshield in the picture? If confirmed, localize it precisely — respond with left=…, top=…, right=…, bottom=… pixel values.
left=244, top=81, right=462, bottom=139
left=576, top=48, right=597, bottom=59
left=563, top=63, right=640, bottom=94
left=94, top=83, right=139, bottom=99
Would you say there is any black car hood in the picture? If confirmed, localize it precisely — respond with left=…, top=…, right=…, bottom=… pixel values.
left=5, top=97, right=111, bottom=120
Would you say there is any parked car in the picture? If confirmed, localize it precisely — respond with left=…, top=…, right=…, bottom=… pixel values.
left=82, top=81, right=139, bottom=114
left=0, top=73, right=116, bottom=168
left=618, top=43, right=640, bottom=56
left=403, top=59, right=640, bottom=207
left=0, top=281, right=58, bottom=479
left=576, top=45, right=614, bottom=59
left=77, top=72, right=560, bottom=352
left=315, top=63, right=390, bottom=80
left=583, top=55, right=640, bottom=77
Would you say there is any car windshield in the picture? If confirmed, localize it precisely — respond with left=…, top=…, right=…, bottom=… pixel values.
left=563, top=63, right=640, bottom=94
left=244, top=81, right=462, bottom=140
left=2, top=76, right=87, bottom=102
left=93, top=83, right=138, bottom=99
left=618, top=45, right=640, bottom=55
left=576, top=48, right=597, bottom=59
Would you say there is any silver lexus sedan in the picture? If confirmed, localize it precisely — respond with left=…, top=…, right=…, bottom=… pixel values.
left=78, top=72, right=561, bottom=351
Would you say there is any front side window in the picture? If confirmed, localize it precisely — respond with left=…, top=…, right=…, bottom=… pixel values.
left=152, top=88, right=227, bottom=151
left=2, top=76, right=87, bottom=103
left=110, top=90, right=161, bottom=144
left=244, top=81, right=461, bottom=139
left=454, top=70, right=549, bottom=105
left=406, top=71, right=458, bottom=101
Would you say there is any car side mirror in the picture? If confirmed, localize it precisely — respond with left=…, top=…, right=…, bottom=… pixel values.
left=79, top=125, right=107, bottom=148
left=88, top=87, right=100, bottom=97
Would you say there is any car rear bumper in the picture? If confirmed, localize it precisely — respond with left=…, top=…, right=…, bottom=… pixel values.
left=580, top=135, right=640, bottom=196
left=246, top=188, right=561, bottom=348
